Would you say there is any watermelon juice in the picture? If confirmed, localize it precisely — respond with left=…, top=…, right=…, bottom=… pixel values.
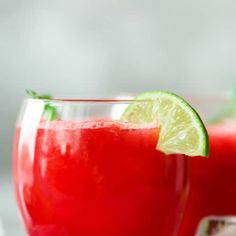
left=179, top=121, right=236, bottom=235
left=14, top=119, right=190, bottom=236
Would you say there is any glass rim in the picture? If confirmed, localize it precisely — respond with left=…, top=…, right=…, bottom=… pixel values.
left=24, top=94, right=233, bottom=104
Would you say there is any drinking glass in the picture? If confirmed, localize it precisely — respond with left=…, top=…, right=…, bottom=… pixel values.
left=13, top=98, right=190, bottom=236
left=179, top=96, right=236, bottom=236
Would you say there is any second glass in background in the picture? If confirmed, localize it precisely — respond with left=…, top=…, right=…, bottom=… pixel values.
left=179, top=96, right=236, bottom=235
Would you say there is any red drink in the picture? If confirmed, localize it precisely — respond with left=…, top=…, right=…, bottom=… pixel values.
left=14, top=120, right=190, bottom=236
left=179, top=122, right=236, bottom=235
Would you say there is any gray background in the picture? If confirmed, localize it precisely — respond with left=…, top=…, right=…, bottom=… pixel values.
left=1, top=0, right=236, bottom=235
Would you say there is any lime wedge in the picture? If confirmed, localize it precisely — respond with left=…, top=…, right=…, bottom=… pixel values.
left=121, top=91, right=209, bottom=157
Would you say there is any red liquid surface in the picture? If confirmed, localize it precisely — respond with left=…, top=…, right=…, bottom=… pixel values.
left=14, top=120, right=189, bottom=236
left=179, top=122, right=236, bottom=235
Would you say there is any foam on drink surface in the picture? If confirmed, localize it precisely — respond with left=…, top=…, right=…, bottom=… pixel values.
left=38, top=119, right=157, bottom=130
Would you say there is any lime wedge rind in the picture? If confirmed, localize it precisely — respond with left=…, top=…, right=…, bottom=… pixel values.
left=121, top=91, right=209, bottom=157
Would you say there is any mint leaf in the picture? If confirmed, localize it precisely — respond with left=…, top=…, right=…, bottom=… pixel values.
left=208, top=85, right=236, bottom=124
left=231, top=83, right=236, bottom=98
left=208, top=101, right=236, bottom=123
left=26, top=89, right=39, bottom=98
left=26, top=89, right=57, bottom=121
left=43, top=103, right=58, bottom=121
left=26, top=89, right=52, bottom=100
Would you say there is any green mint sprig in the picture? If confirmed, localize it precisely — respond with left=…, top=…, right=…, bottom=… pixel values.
left=208, top=85, right=236, bottom=124
left=26, top=89, right=58, bottom=121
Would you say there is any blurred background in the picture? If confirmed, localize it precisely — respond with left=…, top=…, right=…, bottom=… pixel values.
left=1, top=0, right=236, bottom=235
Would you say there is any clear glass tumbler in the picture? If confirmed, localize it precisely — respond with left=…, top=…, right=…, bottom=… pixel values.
left=13, top=98, right=190, bottom=236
